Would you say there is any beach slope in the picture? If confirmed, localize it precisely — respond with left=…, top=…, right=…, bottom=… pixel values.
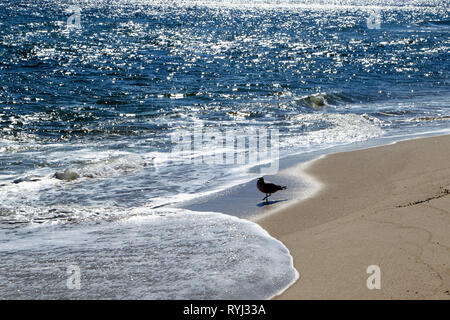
left=258, top=134, right=450, bottom=299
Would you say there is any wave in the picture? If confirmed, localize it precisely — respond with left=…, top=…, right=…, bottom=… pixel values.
left=427, top=20, right=450, bottom=26
left=409, top=20, right=450, bottom=31
left=403, top=115, right=450, bottom=123
left=1, top=110, right=385, bottom=225
left=282, top=113, right=384, bottom=151
left=296, top=92, right=354, bottom=109
left=0, top=208, right=298, bottom=299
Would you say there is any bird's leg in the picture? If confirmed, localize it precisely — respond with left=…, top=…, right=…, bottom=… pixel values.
left=262, top=194, right=268, bottom=202
left=265, top=194, right=270, bottom=203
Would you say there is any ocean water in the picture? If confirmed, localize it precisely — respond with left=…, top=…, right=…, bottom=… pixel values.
left=0, top=0, right=449, bottom=299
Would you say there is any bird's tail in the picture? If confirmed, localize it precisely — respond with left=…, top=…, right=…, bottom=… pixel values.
left=281, top=186, right=287, bottom=190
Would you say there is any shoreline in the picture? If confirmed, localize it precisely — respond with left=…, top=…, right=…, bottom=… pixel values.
left=258, top=134, right=450, bottom=299
left=178, top=128, right=450, bottom=221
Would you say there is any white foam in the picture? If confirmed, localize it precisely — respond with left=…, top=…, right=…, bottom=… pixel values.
left=279, top=113, right=384, bottom=155
left=0, top=208, right=298, bottom=299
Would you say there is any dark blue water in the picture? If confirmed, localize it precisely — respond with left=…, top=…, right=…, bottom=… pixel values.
left=0, top=0, right=448, bottom=299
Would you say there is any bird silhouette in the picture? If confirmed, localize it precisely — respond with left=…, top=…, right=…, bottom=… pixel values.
left=257, top=177, right=286, bottom=203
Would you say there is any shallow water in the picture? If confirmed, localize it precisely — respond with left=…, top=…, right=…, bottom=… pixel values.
left=0, top=210, right=297, bottom=299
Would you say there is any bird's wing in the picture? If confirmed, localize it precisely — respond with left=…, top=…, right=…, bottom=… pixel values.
left=265, top=183, right=283, bottom=193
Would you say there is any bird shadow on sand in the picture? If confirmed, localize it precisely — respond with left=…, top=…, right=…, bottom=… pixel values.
left=257, top=199, right=288, bottom=207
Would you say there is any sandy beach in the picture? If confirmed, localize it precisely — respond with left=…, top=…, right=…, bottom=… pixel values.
left=258, top=134, right=450, bottom=299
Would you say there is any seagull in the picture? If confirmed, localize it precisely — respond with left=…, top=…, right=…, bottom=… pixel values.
left=257, top=177, right=286, bottom=203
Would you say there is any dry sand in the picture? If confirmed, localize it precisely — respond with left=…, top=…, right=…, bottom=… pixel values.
left=258, top=134, right=450, bottom=299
